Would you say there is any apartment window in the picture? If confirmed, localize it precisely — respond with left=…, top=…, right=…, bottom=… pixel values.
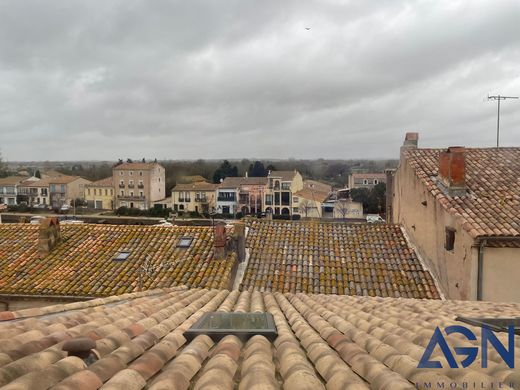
left=139, top=171, right=143, bottom=176
left=363, top=179, right=369, bottom=185
left=120, top=171, right=123, bottom=176
left=120, top=180, right=124, bottom=185
left=60, top=185, right=65, bottom=192
left=159, top=178, right=161, bottom=182
left=130, top=191, right=134, bottom=196
left=111, top=189, right=114, bottom=195
left=105, top=189, right=108, bottom=196
left=120, top=190, right=124, bottom=196
left=129, top=171, right=133, bottom=176
left=445, top=227, right=456, bottom=251
left=140, top=191, right=144, bottom=197
left=374, top=179, right=379, bottom=185
left=265, top=194, right=273, bottom=205
left=281, top=182, right=290, bottom=190
left=87, top=188, right=91, bottom=195
left=293, top=197, right=299, bottom=203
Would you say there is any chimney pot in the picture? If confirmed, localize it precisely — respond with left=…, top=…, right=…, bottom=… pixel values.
left=438, top=146, right=466, bottom=196
left=38, top=217, right=61, bottom=258
left=400, top=132, right=419, bottom=157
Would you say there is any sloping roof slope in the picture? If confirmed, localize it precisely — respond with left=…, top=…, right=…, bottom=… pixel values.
left=404, top=147, right=520, bottom=238
left=268, top=170, right=298, bottom=181
left=0, top=287, right=518, bottom=389
left=0, top=224, right=236, bottom=297
left=173, top=182, right=218, bottom=191
left=242, top=220, right=440, bottom=299
left=87, top=177, right=113, bottom=187
left=219, top=176, right=268, bottom=187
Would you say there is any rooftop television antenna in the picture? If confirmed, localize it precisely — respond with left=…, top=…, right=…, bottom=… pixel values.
left=487, top=94, right=518, bottom=147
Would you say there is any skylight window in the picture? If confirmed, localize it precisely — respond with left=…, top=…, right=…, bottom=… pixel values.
left=184, top=312, right=277, bottom=342
left=113, top=251, right=131, bottom=261
left=177, top=237, right=193, bottom=248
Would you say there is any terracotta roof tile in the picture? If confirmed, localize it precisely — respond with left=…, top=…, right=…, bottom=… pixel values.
left=404, top=147, right=520, bottom=238
left=241, top=220, right=440, bottom=299
left=1, top=287, right=519, bottom=388
left=0, top=224, right=236, bottom=297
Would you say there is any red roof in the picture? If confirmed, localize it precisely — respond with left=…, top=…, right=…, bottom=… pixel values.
left=404, top=147, right=520, bottom=238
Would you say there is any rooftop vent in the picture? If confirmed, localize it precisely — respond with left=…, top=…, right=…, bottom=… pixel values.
left=113, top=251, right=131, bottom=261
left=177, top=237, right=193, bottom=248
left=184, top=312, right=277, bottom=342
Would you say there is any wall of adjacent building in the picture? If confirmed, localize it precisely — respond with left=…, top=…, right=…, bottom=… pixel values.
left=392, top=157, right=478, bottom=300
left=149, top=165, right=166, bottom=202
left=173, top=190, right=216, bottom=213
left=67, top=178, right=91, bottom=201
left=85, top=186, right=114, bottom=209
left=481, top=247, right=520, bottom=302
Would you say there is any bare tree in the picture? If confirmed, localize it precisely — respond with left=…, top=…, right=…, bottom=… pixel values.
left=298, top=198, right=315, bottom=218
left=334, top=199, right=350, bottom=219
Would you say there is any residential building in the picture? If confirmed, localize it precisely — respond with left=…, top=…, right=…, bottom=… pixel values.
left=49, top=176, right=91, bottom=208
left=177, top=175, right=209, bottom=184
left=0, top=288, right=516, bottom=389
left=0, top=176, right=27, bottom=205
left=85, top=177, right=115, bottom=210
left=263, top=170, right=304, bottom=216
left=172, top=181, right=218, bottom=214
left=216, top=181, right=239, bottom=216
left=113, top=162, right=165, bottom=209
left=0, top=220, right=238, bottom=310
left=292, top=188, right=329, bottom=218
left=17, top=178, right=51, bottom=206
left=391, top=132, right=520, bottom=302
left=242, top=219, right=441, bottom=298
left=348, top=172, right=386, bottom=189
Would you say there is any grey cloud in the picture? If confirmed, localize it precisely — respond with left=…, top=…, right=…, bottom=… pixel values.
left=1, top=0, right=520, bottom=161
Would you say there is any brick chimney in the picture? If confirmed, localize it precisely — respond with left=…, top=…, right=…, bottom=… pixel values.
left=38, top=217, right=61, bottom=258
left=233, top=222, right=246, bottom=262
left=438, top=146, right=466, bottom=196
left=213, top=223, right=227, bottom=260
left=400, top=132, right=419, bottom=157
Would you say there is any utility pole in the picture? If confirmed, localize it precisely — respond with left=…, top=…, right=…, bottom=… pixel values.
left=488, top=95, right=518, bottom=147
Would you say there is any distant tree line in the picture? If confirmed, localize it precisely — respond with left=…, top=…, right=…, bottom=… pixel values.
left=45, top=158, right=396, bottom=198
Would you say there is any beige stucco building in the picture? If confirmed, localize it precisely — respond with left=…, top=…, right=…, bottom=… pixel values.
left=172, top=181, right=218, bottom=214
left=113, top=162, right=165, bottom=209
left=49, top=176, right=91, bottom=208
left=18, top=178, right=51, bottom=207
left=263, top=171, right=304, bottom=216
left=390, top=133, right=520, bottom=302
left=85, top=177, right=115, bottom=210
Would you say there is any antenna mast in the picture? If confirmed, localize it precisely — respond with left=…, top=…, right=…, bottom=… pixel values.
left=487, top=94, right=518, bottom=147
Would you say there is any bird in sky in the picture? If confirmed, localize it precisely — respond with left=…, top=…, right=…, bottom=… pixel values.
left=305, top=27, right=311, bottom=30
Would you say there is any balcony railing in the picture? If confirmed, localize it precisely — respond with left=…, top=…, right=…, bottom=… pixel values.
left=117, top=195, right=145, bottom=200
left=218, top=196, right=236, bottom=202
left=128, top=184, right=135, bottom=189
left=138, top=184, right=144, bottom=189
left=118, top=184, right=125, bottom=188
left=195, top=197, right=207, bottom=203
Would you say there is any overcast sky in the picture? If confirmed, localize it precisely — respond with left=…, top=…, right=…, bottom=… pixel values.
left=1, top=0, right=520, bottom=161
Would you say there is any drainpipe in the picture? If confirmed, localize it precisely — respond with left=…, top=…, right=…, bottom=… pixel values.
left=477, top=239, right=486, bottom=301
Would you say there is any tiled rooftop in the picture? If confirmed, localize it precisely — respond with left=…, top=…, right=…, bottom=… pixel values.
left=404, top=147, right=520, bottom=238
left=87, top=177, right=114, bottom=187
left=172, top=182, right=218, bottom=191
left=219, top=176, right=268, bottom=187
left=0, top=224, right=236, bottom=297
left=241, top=220, right=441, bottom=299
left=0, top=287, right=518, bottom=389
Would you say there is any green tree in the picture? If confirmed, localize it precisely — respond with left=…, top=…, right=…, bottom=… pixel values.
left=213, top=160, right=238, bottom=183
left=350, top=187, right=370, bottom=213
left=0, top=151, right=6, bottom=178
left=247, top=161, right=268, bottom=177
left=35, top=169, right=41, bottom=179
